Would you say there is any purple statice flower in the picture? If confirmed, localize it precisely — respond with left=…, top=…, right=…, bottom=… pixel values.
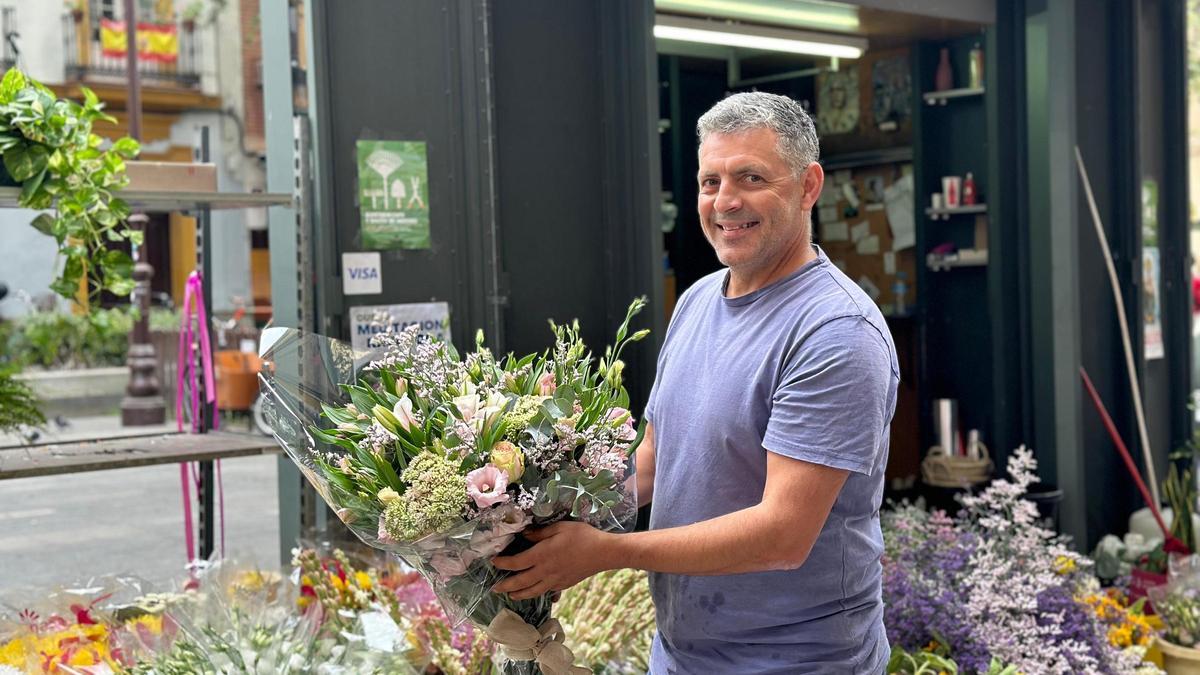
left=1036, top=584, right=1115, bottom=674
left=884, top=447, right=1135, bottom=673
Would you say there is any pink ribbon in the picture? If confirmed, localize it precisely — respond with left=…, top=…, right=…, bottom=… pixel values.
left=175, top=271, right=225, bottom=563
left=177, top=271, right=218, bottom=433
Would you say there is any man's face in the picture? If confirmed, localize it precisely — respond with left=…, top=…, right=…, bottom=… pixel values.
left=697, top=127, right=816, bottom=274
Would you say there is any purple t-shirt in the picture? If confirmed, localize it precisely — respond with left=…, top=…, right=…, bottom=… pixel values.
left=644, top=247, right=898, bottom=674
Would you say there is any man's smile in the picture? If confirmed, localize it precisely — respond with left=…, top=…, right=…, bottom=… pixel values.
left=715, top=220, right=760, bottom=232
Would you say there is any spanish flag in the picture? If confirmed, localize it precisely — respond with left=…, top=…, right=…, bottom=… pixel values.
left=100, top=19, right=179, bottom=63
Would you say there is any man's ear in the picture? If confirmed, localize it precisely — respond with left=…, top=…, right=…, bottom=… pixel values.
left=800, top=162, right=825, bottom=212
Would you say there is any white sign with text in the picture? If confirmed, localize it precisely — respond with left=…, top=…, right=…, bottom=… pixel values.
left=342, top=252, right=383, bottom=295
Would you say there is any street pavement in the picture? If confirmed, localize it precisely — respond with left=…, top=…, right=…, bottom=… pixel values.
left=0, top=416, right=281, bottom=607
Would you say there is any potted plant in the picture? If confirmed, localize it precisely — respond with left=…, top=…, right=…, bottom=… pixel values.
left=65, top=0, right=85, bottom=23
left=0, top=68, right=140, bottom=306
left=181, top=1, right=204, bottom=32
left=1150, top=556, right=1200, bottom=674
left=0, top=365, right=44, bottom=437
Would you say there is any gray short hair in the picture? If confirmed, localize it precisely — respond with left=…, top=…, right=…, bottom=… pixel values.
left=696, top=92, right=819, bottom=174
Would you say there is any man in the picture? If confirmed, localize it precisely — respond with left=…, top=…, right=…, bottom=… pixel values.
left=494, top=92, right=898, bottom=673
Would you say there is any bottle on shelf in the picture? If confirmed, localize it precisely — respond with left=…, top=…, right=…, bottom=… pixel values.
left=935, top=47, right=954, bottom=91
left=893, top=272, right=909, bottom=316
left=968, top=43, right=984, bottom=89
left=962, top=172, right=977, bottom=206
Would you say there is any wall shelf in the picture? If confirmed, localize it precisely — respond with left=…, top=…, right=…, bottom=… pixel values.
left=923, top=87, right=985, bottom=105
left=0, top=187, right=292, bottom=213
left=926, top=203, right=987, bottom=220
left=927, top=249, right=988, bottom=271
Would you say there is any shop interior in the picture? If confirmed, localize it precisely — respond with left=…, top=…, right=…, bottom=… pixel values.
left=651, top=0, right=997, bottom=499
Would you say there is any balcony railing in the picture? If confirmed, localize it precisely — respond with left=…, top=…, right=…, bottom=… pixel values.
left=62, top=3, right=199, bottom=89
left=0, top=7, right=17, bottom=73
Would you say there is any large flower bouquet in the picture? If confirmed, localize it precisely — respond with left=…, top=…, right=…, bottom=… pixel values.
left=257, top=299, right=649, bottom=674
left=883, top=447, right=1161, bottom=674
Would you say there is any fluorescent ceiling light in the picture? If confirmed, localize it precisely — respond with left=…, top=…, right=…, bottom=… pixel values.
left=655, top=0, right=860, bottom=33
left=654, top=14, right=865, bottom=59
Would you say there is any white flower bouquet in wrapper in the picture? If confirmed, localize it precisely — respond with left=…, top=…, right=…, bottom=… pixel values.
left=257, top=299, right=649, bottom=675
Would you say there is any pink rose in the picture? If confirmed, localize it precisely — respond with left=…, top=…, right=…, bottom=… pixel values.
left=466, top=464, right=511, bottom=508
left=538, top=372, right=557, bottom=395
left=606, top=407, right=637, bottom=442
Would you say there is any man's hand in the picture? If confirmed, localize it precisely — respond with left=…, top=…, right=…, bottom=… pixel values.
left=491, top=521, right=613, bottom=601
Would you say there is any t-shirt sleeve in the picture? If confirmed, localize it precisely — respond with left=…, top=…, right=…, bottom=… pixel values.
left=763, top=315, right=896, bottom=475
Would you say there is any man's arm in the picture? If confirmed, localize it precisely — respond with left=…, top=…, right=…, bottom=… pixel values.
left=492, top=450, right=847, bottom=599
left=635, top=423, right=655, bottom=508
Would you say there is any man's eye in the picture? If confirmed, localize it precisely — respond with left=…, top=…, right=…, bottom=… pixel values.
left=701, top=179, right=718, bottom=188
left=745, top=175, right=763, bottom=183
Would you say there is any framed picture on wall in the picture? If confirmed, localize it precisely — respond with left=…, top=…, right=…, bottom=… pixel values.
left=817, top=68, right=860, bottom=136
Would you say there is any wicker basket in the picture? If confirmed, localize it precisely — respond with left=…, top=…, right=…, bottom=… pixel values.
left=921, top=444, right=993, bottom=488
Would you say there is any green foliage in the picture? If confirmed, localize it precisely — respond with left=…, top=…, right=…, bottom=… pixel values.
left=0, top=68, right=140, bottom=307
left=887, top=643, right=1019, bottom=675
left=1165, top=459, right=1196, bottom=552
left=0, top=366, right=45, bottom=434
left=1, top=306, right=177, bottom=369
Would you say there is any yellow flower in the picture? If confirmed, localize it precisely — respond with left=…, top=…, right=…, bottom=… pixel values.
left=330, top=572, right=346, bottom=591
left=0, top=636, right=27, bottom=666
left=125, top=613, right=165, bottom=636
left=377, top=487, right=402, bottom=505
left=354, top=571, right=373, bottom=590
left=1108, top=624, right=1133, bottom=648
left=1052, top=555, right=1076, bottom=575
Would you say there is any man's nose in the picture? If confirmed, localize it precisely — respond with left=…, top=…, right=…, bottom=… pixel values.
left=714, top=183, right=742, bottom=212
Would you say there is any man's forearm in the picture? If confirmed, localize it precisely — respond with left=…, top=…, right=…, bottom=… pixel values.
left=601, top=503, right=808, bottom=576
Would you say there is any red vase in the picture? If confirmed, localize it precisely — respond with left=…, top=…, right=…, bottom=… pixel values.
left=935, top=48, right=953, bottom=91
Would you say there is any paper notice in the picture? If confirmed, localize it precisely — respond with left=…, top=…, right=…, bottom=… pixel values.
left=851, top=221, right=871, bottom=243
left=856, top=234, right=881, bottom=255
left=883, top=251, right=897, bottom=275
left=819, top=205, right=838, bottom=223
left=821, top=221, right=850, bottom=242
left=884, top=173, right=915, bottom=251
left=842, top=181, right=860, bottom=208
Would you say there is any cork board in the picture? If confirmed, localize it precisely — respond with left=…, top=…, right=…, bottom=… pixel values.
left=815, top=163, right=917, bottom=315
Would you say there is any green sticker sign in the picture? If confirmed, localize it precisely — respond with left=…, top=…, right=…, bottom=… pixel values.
left=356, top=140, right=430, bottom=249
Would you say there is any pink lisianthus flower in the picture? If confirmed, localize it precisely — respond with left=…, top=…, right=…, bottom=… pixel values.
left=466, top=464, right=511, bottom=508
left=430, top=550, right=477, bottom=578
left=488, top=502, right=531, bottom=536
left=470, top=529, right=515, bottom=558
